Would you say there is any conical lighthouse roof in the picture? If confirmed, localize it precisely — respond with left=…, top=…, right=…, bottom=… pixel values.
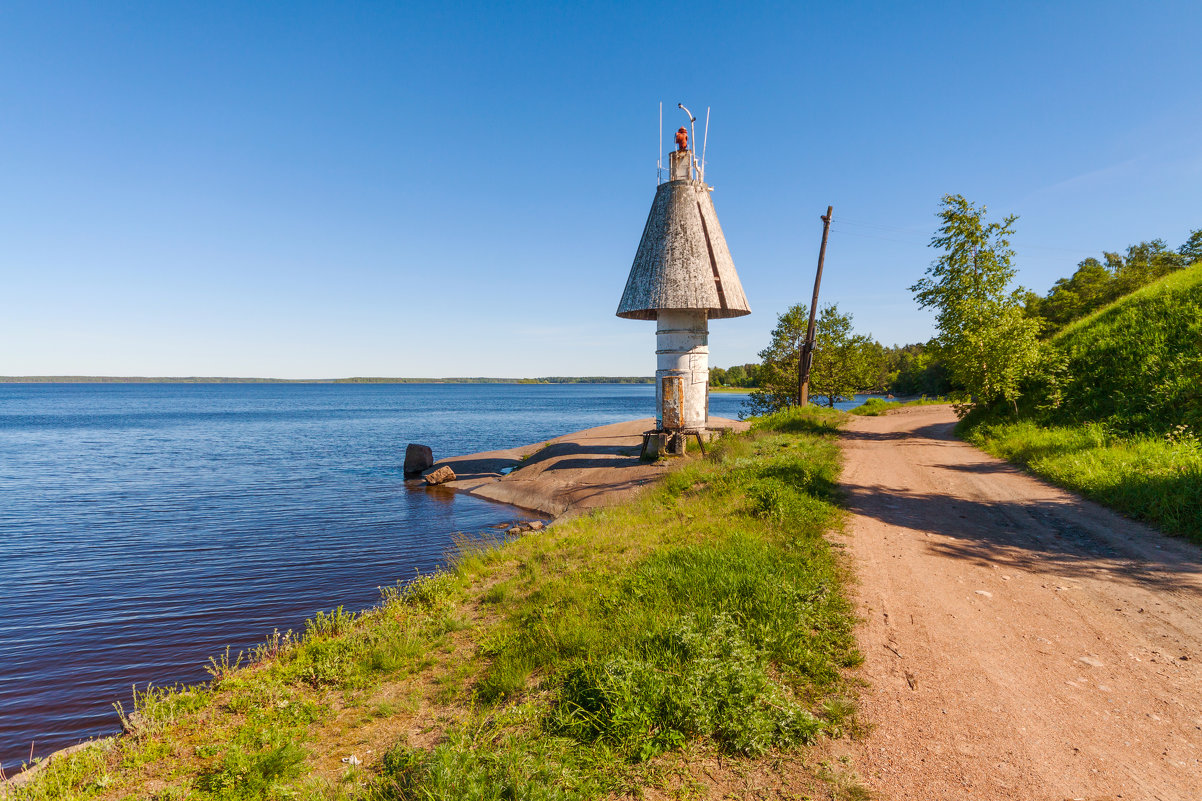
left=616, top=174, right=750, bottom=321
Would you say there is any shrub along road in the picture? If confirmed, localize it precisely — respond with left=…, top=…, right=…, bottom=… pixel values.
left=835, top=404, right=1202, bottom=799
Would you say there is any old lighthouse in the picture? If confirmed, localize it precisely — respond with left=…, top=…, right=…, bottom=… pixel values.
left=616, top=108, right=750, bottom=455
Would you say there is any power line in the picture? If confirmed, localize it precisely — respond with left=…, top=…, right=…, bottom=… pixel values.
left=829, top=226, right=928, bottom=247
left=832, top=218, right=930, bottom=234
left=829, top=218, right=1104, bottom=257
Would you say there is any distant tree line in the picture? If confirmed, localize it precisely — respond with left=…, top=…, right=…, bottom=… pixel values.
left=538, top=376, right=655, bottom=384
left=708, top=364, right=762, bottom=388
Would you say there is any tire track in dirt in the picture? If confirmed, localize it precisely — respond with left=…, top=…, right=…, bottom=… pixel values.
left=832, top=405, right=1202, bottom=800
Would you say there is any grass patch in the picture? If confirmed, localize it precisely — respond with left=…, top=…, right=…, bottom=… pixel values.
left=848, top=396, right=948, bottom=416
left=962, top=417, right=1202, bottom=542
left=10, top=406, right=860, bottom=800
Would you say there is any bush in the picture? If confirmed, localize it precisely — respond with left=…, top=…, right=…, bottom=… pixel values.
left=197, top=731, right=307, bottom=798
left=848, top=397, right=947, bottom=416
left=551, top=614, right=822, bottom=760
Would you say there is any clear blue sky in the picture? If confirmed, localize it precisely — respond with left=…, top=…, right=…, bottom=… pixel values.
left=2, top=1, right=1199, bottom=378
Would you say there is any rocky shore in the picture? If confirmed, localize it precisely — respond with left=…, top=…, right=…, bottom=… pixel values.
left=424, top=416, right=748, bottom=519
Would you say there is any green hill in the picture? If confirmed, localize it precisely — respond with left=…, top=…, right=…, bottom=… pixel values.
left=964, top=264, right=1201, bottom=541
left=1046, top=263, right=1202, bottom=433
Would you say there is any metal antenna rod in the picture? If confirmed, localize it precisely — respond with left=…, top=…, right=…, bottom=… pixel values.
left=677, top=103, right=697, bottom=179
left=700, top=107, right=710, bottom=183
left=658, top=102, right=663, bottom=185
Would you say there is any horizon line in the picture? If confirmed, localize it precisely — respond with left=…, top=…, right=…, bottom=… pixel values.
left=0, top=376, right=659, bottom=384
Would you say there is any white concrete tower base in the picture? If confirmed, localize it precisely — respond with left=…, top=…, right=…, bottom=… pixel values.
left=655, top=309, right=709, bottom=430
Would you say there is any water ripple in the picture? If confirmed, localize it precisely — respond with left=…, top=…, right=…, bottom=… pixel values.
left=0, top=383, right=757, bottom=771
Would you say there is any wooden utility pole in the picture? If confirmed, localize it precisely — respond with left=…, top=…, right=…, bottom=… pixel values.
left=799, top=205, right=833, bottom=407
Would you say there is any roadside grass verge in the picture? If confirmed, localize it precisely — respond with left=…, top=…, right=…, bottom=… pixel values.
left=849, top=397, right=948, bottom=416
left=961, top=417, right=1202, bottom=543
left=9, top=406, right=862, bottom=800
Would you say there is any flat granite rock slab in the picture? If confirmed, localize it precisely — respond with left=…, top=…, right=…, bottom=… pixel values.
left=434, top=416, right=748, bottom=518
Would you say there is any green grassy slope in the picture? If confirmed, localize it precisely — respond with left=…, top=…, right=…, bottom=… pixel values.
left=962, top=264, right=1202, bottom=542
left=1048, top=263, right=1202, bottom=433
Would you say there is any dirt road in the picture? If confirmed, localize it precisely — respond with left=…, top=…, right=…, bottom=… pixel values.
left=835, top=405, right=1202, bottom=800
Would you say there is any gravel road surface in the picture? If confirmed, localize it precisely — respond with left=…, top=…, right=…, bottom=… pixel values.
left=837, top=405, right=1201, bottom=800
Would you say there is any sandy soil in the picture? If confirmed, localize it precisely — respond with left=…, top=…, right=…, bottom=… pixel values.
left=436, top=416, right=747, bottom=518
left=833, top=405, right=1202, bottom=801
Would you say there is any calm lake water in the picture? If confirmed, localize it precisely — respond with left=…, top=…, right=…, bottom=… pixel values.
left=0, top=383, right=861, bottom=770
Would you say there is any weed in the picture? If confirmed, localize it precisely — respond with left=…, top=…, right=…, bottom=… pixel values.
left=390, top=574, right=457, bottom=612
left=481, top=582, right=512, bottom=605
left=196, top=732, right=307, bottom=797
left=3, top=740, right=115, bottom=800
left=369, top=701, right=401, bottom=719
left=552, top=614, right=823, bottom=759
left=205, top=646, right=245, bottom=686
left=305, top=606, right=357, bottom=638
left=817, top=757, right=873, bottom=800
left=363, top=728, right=617, bottom=801
left=252, top=628, right=297, bottom=663
left=1167, top=423, right=1201, bottom=450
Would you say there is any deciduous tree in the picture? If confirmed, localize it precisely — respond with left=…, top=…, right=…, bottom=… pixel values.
left=746, top=303, right=880, bottom=413
left=910, top=194, right=1042, bottom=413
left=746, top=305, right=808, bottom=415
left=1180, top=229, right=1202, bottom=266
left=808, top=305, right=880, bottom=407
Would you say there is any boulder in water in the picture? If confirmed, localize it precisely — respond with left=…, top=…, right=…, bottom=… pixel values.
left=404, top=444, right=434, bottom=476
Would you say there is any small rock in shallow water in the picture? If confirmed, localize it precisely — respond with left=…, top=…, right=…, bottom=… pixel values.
left=422, top=465, right=456, bottom=485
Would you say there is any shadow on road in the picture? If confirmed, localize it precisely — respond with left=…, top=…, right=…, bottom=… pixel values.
left=839, top=421, right=957, bottom=443
left=839, top=477, right=1202, bottom=598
